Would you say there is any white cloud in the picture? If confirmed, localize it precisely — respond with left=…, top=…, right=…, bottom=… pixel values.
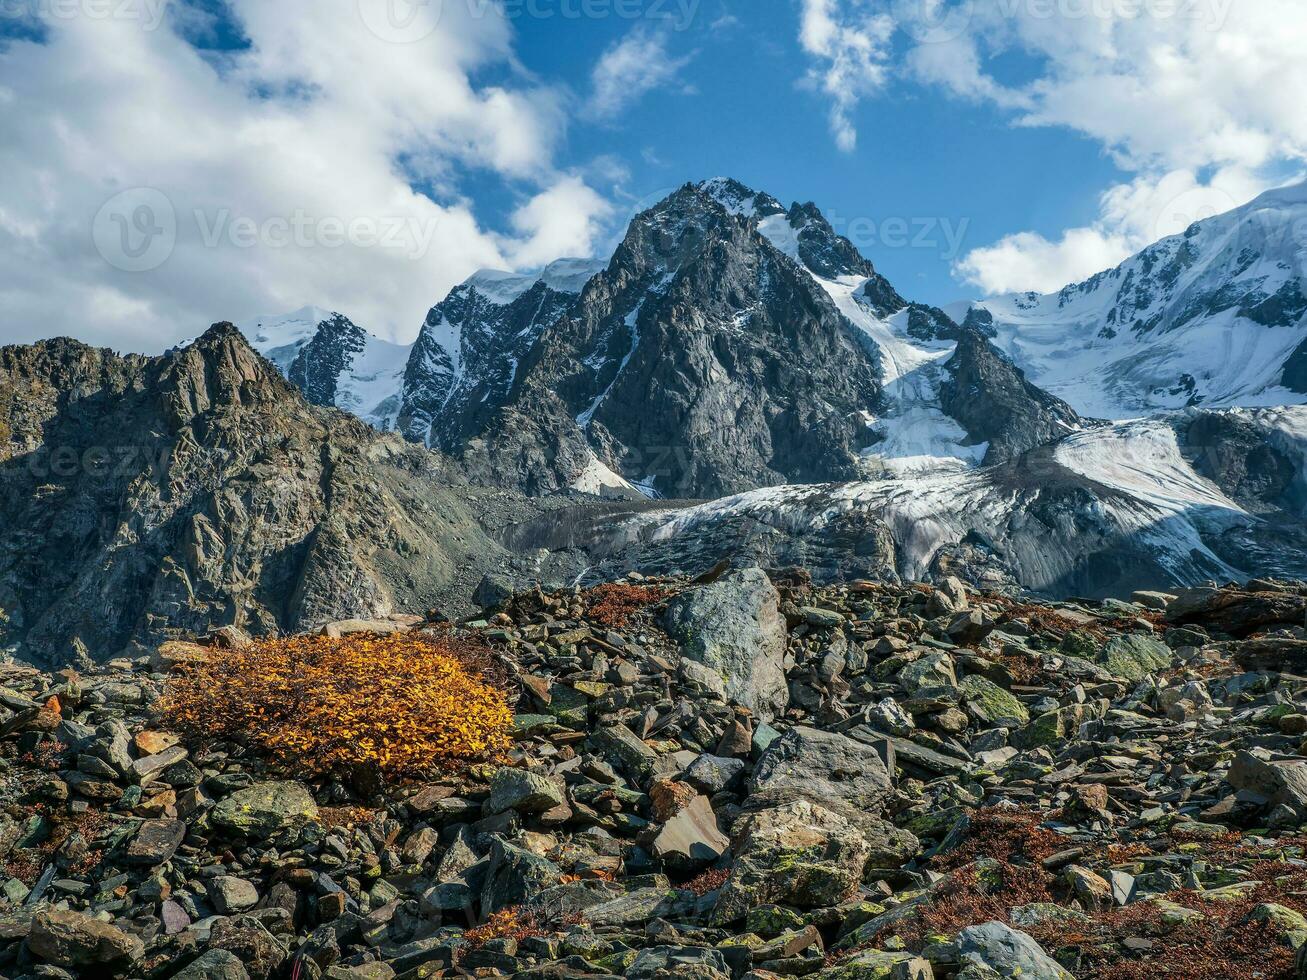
left=585, top=28, right=694, bottom=122
left=938, top=0, right=1307, bottom=292
left=957, top=167, right=1268, bottom=294
left=795, top=0, right=1307, bottom=290
left=797, top=0, right=894, bottom=152
left=0, top=0, right=610, bottom=352
left=507, top=177, right=616, bottom=268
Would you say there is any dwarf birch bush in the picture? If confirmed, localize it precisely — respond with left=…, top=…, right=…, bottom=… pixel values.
left=161, top=631, right=512, bottom=781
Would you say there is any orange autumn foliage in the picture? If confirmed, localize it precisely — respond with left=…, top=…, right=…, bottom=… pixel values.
left=160, top=631, right=512, bottom=781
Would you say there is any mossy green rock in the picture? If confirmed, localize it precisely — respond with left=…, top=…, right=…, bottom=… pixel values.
left=960, top=675, right=1029, bottom=727
left=1099, top=634, right=1173, bottom=682
left=211, top=781, right=317, bottom=838
left=747, top=904, right=806, bottom=938
left=812, top=949, right=915, bottom=979
left=1247, top=902, right=1307, bottom=945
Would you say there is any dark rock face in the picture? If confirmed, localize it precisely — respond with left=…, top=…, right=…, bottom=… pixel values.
left=284, top=313, right=367, bottom=409
left=938, top=329, right=1084, bottom=465
left=785, top=201, right=874, bottom=280
left=0, top=325, right=508, bottom=664
left=468, top=182, right=887, bottom=498
left=398, top=280, right=576, bottom=451
left=1181, top=411, right=1299, bottom=513
left=1285, top=336, right=1307, bottom=393
left=904, top=304, right=962, bottom=343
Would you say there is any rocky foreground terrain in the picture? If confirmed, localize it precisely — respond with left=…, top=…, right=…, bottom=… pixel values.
left=4, top=571, right=1307, bottom=978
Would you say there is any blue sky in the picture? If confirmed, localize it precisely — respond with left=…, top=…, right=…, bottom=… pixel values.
left=1, top=0, right=1304, bottom=350
left=497, top=0, right=1126, bottom=304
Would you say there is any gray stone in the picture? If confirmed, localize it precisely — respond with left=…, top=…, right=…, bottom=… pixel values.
left=625, top=945, right=729, bottom=980
left=683, top=753, right=746, bottom=794
left=663, top=568, right=789, bottom=721
left=487, top=768, right=566, bottom=815
left=751, top=726, right=893, bottom=809
left=651, top=794, right=729, bottom=872
left=27, top=909, right=144, bottom=967
left=481, top=838, right=561, bottom=915
left=172, top=949, right=252, bottom=980
left=211, top=781, right=318, bottom=838
left=123, top=818, right=186, bottom=866
left=208, top=875, right=260, bottom=914
left=958, top=921, right=1074, bottom=979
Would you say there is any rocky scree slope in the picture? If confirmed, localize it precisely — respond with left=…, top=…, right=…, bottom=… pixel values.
left=6, top=573, right=1307, bottom=978
left=0, top=324, right=515, bottom=666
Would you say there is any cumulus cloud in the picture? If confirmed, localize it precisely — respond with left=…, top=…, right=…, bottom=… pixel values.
left=0, top=0, right=609, bottom=352
left=507, top=177, right=616, bottom=268
left=795, top=0, right=1307, bottom=290
left=957, top=167, right=1268, bottom=294
left=585, top=28, right=694, bottom=122
left=797, top=0, right=894, bottom=152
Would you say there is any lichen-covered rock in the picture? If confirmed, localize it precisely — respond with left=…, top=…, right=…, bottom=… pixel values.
left=210, top=781, right=318, bottom=838
left=1099, top=634, right=1173, bottom=681
left=960, top=675, right=1029, bottom=728
left=751, top=727, right=893, bottom=808
left=663, top=568, right=789, bottom=721
left=958, top=921, right=1074, bottom=980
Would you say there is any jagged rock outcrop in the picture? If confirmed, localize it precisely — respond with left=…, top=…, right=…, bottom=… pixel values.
left=397, top=262, right=600, bottom=451
left=241, top=307, right=408, bottom=430
left=939, top=328, right=1085, bottom=465
left=0, top=325, right=509, bottom=665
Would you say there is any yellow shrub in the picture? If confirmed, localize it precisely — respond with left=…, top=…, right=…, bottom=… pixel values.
left=160, top=631, right=512, bottom=781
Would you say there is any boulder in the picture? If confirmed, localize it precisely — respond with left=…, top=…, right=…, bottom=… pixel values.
left=663, top=567, right=789, bottom=720
left=958, top=921, right=1074, bottom=979
left=487, top=768, right=566, bottom=815
left=211, top=781, right=318, bottom=837
left=651, top=794, right=729, bottom=873
left=751, top=727, right=893, bottom=809
left=27, top=909, right=144, bottom=967
left=173, top=949, right=252, bottom=980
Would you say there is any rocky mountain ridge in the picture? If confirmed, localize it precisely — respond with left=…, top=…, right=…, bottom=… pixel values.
left=246, top=179, right=1086, bottom=497
left=0, top=324, right=548, bottom=666
left=966, top=180, right=1307, bottom=418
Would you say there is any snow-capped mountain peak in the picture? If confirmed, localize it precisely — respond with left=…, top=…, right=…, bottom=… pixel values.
left=240, top=307, right=410, bottom=430
left=970, top=177, right=1307, bottom=418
